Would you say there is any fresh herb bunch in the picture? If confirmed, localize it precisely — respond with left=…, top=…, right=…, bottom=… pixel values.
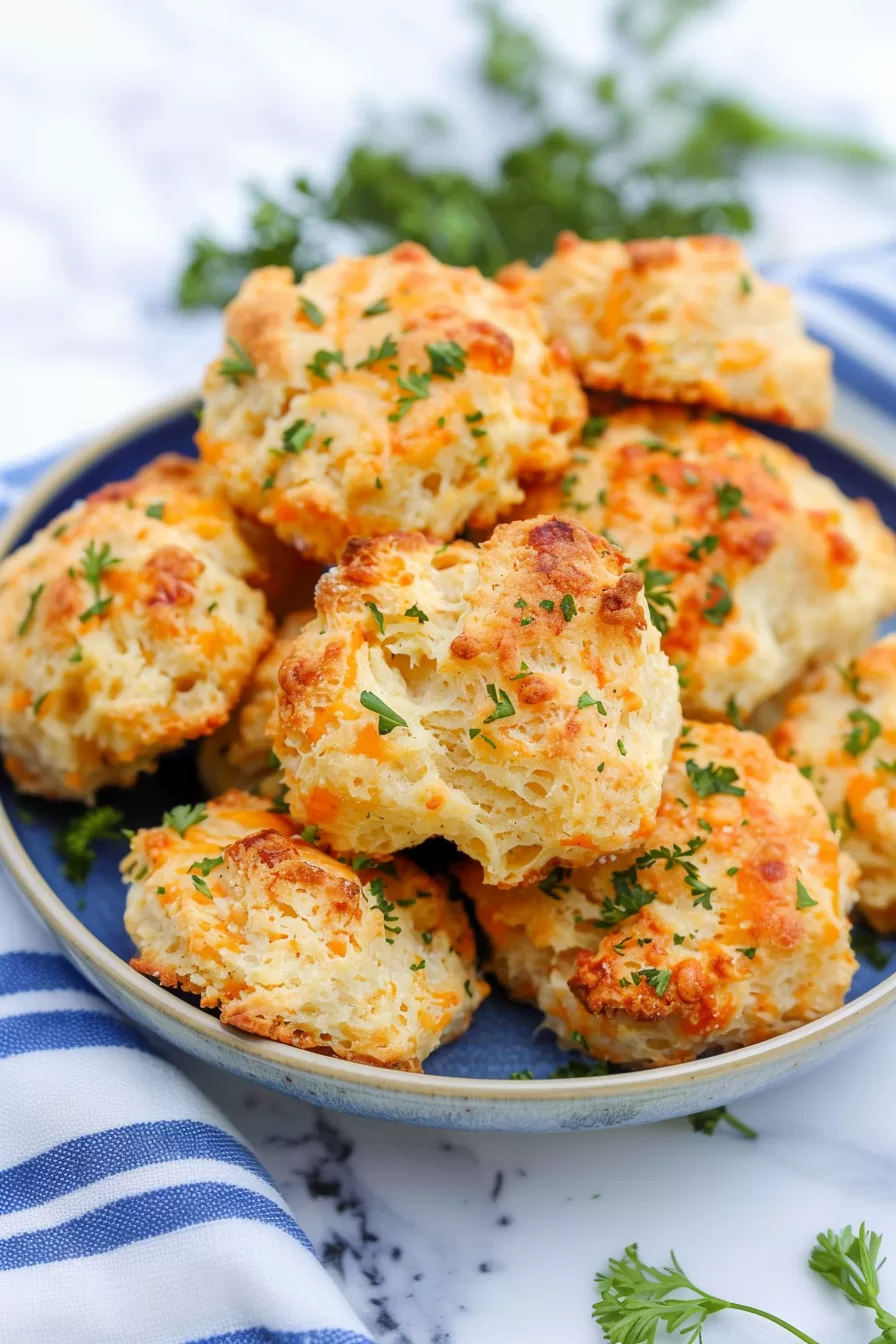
left=177, top=0, right=889, bottom=308
left=593, top=1223, right=896, bottom=1343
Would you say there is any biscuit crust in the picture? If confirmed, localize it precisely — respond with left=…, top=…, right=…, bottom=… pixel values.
left=123, top=790, right=487, bottom=1069
left=0, top=498, right=272, bottom=800
left=271, top=515, right=681, bottom=886
left=771, top=635, right=896, bottom=933
left=499, top=233, right=831, bottom=428
left=515, top=406, right=896, bottom=717
left=198, top=243, right=587, bottom=563
left=461, top=722, right=856, bottom=1067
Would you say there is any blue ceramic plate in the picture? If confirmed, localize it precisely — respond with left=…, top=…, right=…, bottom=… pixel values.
left=2, top=391, right=895, bottom=1131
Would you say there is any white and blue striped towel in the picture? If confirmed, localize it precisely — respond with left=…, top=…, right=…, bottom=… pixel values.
left=0, top=240, right=895, bottom=1344
left=0, top=884, right=373, bottom=1341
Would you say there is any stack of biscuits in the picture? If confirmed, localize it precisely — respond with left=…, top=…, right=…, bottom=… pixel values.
left=3, top=233, right=896, bottom=1072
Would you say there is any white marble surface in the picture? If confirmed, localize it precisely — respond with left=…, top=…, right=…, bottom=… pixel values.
left=6, top=1, right=896, bottom=1340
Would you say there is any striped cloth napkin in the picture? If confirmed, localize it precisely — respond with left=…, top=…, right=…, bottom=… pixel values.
left=0, top=240, right=893, bottom=1343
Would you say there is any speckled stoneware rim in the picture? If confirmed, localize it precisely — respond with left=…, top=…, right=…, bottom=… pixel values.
left=2, top=387, right=896, bottom=1106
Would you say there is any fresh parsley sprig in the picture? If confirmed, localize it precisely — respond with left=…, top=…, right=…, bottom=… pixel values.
left=55, top=806, right=125, bottom=884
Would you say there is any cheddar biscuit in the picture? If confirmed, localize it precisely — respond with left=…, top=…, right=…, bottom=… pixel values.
left=199, top=243, right=587, bottom=563
left=123, top=790, right=487, bottom=1069
left=771, top=636, right=896, bottom=933
left=461, top=723, right=857, bottom=1067
left=516, top=406, right=896, bottom=718
left=0, top=499, right=272, bottom=800
left=499, top=233, right=831, bottom=427
left=271, top=515, right=681, bottom=886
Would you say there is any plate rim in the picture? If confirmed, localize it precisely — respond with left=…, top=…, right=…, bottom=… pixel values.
left=2, top=388, right=895, bottom=1105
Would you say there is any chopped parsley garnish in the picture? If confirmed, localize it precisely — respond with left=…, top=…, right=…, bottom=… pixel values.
left=469, top=727, right=497, bottom=748
left=617, top=739, right=626, bottom=755
left=649, top=471, right=667, bottom=496
left=282, top=419, right=315, bottom=454
left=638, top=836, right=714, bottom=909
left=687, top=533, right=719, bottom=562
left=715, top=481, right=746, bottom=519
left=538, top=866, right=571, bottom=899
left=877, top=758, right=896, bottom=776
left=737, top=946, right=756, bottom=958
left=594, top=866, right=655, bottom=926
left=356, top=333, right=399, bottom=368
left=577, top=692, right=602, bottom=710
left=739, top=272, right=753, bottom=296
left=362, top=296, right=390, bottom=317
left=725, top=695, right=745, bottom=730
left=837, top=661, right=861, bottom=695
left=360, top=691, right=407, bottom=735
left=162, top=802, right=209, bottom=837
left=510, top=662, right=531, bottom=681
left=367, top=876, right=401, bottom=942
left=388, top=369, right=431, bottom=420
left=702, top=571, right=733, bottom=626
left=796, top=879, right=818, bottom=910
left=581, top=416, right=607, bottom=445
left=68, top=643, right=83, bottom=663
left=404, top=603, right=429, bottom=623
left=261, top=474, right=276, bottom=492
left=144, top=501, right=165, bottom=520
left=298, top=294, right=325, bottom=327
left=631, top=966, right=671, bottom=997
left=514, top=596, right=527, bottom=609
left=550, top=1059, right=608, bottom=1078
left=78, top=539, right=120, bottom=622
left=426, top=341, right=466, bottom=378
left=306, top=348, right=345, bottom=382
left=799, top=764, right=814, bottom=778
left=191, top=874, right=214, bottom=900
left=484, top=684, right=515, bottom=723
left=270, top=784, right=290, bottom=813
left=686, top=758, right=745, bottom=798
left=190, top=855, right=224, bottom=877
left=55, top=805, right=125, bottom=883
left=219, top=336, right=256, bottom=384
left=635, top=559, right=676, bottom=635
left=466, top=410, right=484, bottom=424
left=509, top=1069, right=534, bottom=1080
left=464, top=979, right=474, bottom=998
left=366, top=601, right=385, bottom=633
left=560, top=593, right=577, bottom=622
left=539, top=599, right=554, bottom=611
left=18, top=584, right=44, bottom=637
left=410, top=959, right=426, bottom=972
left=689, top=1105, right=757, bottom=1138
left=843, top=708, right=881, bottom=757
left=31, top=692, right=48, bottom=716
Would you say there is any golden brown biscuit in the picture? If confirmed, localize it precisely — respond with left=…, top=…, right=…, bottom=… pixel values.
left=499, top=233, right=831, bottom=427
left=271, top=515, right=681, bottom=886
left=515, top=406, right=896, bottom=718
left=460, top=722, right=857, bottom=1068
left=0, top=499, right=272, bottom=800
left=198, top=243, right=587, bottom=563
left=771, top=635, right=896, bottom=933
left=198, top=609, right=314, bottom=798
left=123, top=790, right=487, bottom=1069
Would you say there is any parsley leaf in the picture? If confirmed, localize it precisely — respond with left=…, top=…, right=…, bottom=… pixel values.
left=484, top=684, right=515, bottom=723
left=581, top=417, right=607, bottom=445
left=298, top=294, right=325, bottom=327
left=365, top=601, right=385, bottom=633
left=635, top=559, right=676, bottom=635
left=162, top=802, right=209, bottom=838
left=843, top=708, right=881, bottom=757
left=538, top=865, right=571, bottom=899
left=594, top=866, right=656, bottom=926
left=686, top=533, right=719, bottom=562
left=144, top=501, right=165, bottom=520
left=426, top=340, right=466, bottom=378
left=356, top=333, right=399, bottom=368
left=219, top=336, right=256, bottom=384
left=715, top=480, right=746, bottom=519
left=560, top=593, right=577, bottom=622
left=360, top=690, right=408, bottom=735
left=404, top=604, right=429, bottom=623
left=702, top=571, right=733, bottom=626
left=306, top=348, right=345, bottom=382
left=686, top=758, right=745, bottom=798
left=388, top=370, right=431, bottom=421
left=18, top=584, right=44, bottom=637
left=689, top=1106, right=757, bottom=1138
left=282, top=419, right=315, bottom=454
left=362, top=296, right=390, bottom=317
left=796, top=879, right=818, bottom=910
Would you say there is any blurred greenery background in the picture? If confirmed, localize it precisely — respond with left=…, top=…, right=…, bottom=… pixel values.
left=178, top=0, right=893, bottom=309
